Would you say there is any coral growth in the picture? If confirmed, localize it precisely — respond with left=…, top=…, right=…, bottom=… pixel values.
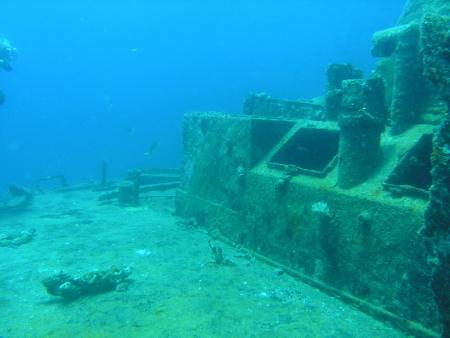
left=42, top=266, right=132, bottom=300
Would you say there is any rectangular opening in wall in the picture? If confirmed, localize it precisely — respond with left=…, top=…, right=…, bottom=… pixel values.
left=268, top=127, right=339, bottom=177
left=383, top=133, right=433, bottom=199
left=251, top=119, right=295, bottom=167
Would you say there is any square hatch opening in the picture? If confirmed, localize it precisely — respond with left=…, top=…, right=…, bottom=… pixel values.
left=269, top=128, right=339, bottom=177
left=384, top=134, right=433, bottom=199
left=251, top=119, right=295, bottom=167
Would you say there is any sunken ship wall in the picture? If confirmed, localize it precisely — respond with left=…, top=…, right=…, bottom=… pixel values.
left=176, top=1, right=450, bottom=336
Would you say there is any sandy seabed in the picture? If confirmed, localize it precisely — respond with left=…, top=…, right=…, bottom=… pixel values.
left=0, top=188, right=406, bottom=338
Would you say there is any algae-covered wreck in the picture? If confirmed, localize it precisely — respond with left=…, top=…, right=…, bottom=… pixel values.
left=176, top=1, right=450, bottom=337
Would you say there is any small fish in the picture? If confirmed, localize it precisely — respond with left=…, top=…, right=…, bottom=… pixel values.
left=130, top=48, right=139, bottom=53
left=9, top=185, right=29, bottom=197
left=126, top=127, right=135, bottom=134
left=144, top=142, right=159, bottom=156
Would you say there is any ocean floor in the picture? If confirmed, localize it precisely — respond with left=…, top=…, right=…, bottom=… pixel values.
left=0, top=187, right=407, bottom=337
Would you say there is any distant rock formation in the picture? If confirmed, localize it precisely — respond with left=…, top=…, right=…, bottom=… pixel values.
left=0, top=36, right=17, bottom=105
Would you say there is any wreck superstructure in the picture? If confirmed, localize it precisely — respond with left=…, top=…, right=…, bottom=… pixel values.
left=176, top=1, right=450, bottom=337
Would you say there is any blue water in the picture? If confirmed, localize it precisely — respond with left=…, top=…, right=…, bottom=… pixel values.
left=0, top=1, right=405, bottom=189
